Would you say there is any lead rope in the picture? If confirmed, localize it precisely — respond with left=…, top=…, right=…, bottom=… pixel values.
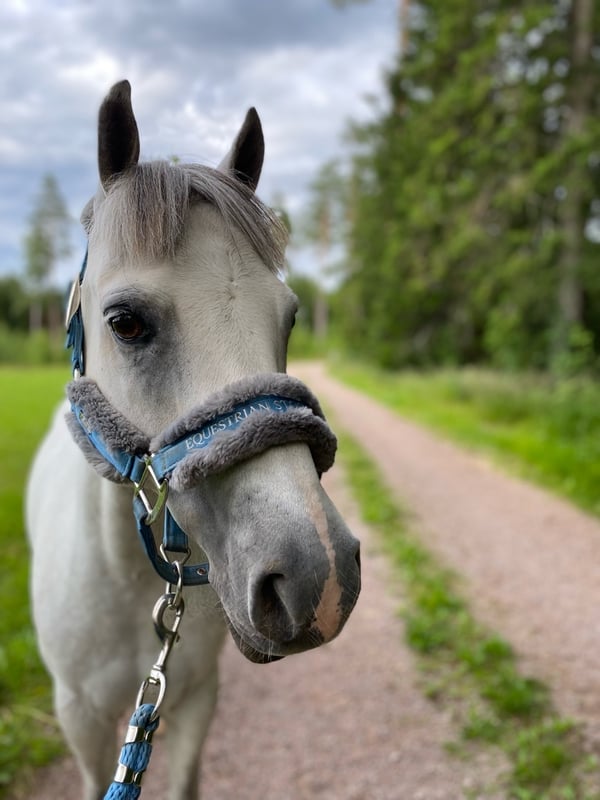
left=104, top=559, right=186, bottom=799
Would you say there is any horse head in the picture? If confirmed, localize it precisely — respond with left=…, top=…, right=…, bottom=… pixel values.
left=70, top=80, right=361, bottom=663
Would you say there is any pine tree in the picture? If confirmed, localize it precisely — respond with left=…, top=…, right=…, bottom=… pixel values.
left=326, top=0, right=600, bottom=371
left=23, top=173, right=72, bottom=331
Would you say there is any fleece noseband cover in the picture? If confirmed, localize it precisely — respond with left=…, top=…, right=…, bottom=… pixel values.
left=66, top=373, right=337, bottom=490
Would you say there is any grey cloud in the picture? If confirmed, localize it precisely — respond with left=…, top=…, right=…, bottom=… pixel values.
left=0, top=0, right=395, bottom=281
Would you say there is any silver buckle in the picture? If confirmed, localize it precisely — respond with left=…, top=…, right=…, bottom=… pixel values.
left=134, top=457, right=169, bottom=525
left=65, top=278, right=81, bottom=329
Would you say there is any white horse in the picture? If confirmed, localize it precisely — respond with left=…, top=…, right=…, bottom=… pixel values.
left=27, top=80, right=361, bottom=800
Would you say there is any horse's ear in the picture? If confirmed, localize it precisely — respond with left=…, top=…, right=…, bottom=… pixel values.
left=98, top=80, right=140, bottom=190
left=218, top=108, right=264, bottom=192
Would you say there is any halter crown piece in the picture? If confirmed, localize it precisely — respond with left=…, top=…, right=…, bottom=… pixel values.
left=65, top=250, right=338, bottom=587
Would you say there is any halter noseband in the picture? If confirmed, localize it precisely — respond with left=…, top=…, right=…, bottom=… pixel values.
left=65, top=252, right=337, bottom=587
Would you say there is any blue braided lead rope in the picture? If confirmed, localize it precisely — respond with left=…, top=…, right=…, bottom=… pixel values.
left=104, top=704, right=160, bottom=799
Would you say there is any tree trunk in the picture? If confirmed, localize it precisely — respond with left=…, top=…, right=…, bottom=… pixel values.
left=29, top=299, right=43, bottom=333
left=48, top=299, right=62, bottom=335
left=314, top=292, right=329, bottom=340
left=400, top=0, right=410, bottom=56
left=555, top=0, right=594, bottom=357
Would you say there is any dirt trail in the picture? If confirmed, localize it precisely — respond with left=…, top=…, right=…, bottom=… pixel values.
left=295, top=363, right=600, bottom=740
left=19, top=362, right=600, bottom=798
left=20, top=434, right=492, bottom=799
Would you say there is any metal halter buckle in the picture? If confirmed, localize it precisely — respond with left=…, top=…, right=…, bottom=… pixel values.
left=65, top=278, right=81, bottom=329
left=134, top=457, right=169, bottom=525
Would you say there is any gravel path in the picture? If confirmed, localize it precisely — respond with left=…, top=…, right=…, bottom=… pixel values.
left=18, top=362, right=600, bottom=798
left=295, top=363, right=600, bottom=742
left=19, top=468, right=491, bottom=800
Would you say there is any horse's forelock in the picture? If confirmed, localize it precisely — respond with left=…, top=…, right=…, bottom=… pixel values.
left=87, top=161, right=287, bottom=271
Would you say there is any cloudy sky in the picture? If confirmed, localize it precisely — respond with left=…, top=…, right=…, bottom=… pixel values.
left=0, top=0, right=397, bottom=287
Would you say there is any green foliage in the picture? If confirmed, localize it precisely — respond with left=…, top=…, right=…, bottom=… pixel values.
left=1, top=277, right=67, bottom=344
left=300, top=159, right=350, bottom=250
left=0, top=326, right=68, bottom=365
left=0, top=277, right=29, bottom=331
left=2, top=173, right=71, bottom=342
left=338, top=431, right=599, bottom=797
left=287, top=325, right=330, bottom=360
left=24, top=222, right=54, bottom=288
left=332, top=362, right=600, bottom=515
left=23, top=174, right=72, bottom=290
left=320, top=0, right=600, bottom=372
left=287, top=273, right=321, bottom=331
left=285, top=272, right=337, bottom=357
left=0, top=368, right=68, bottom=794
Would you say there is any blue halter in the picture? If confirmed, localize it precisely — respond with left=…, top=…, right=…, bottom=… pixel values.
left=69, top=390, right=309, bottom=587
left=65, top=248, right=87, bottom=378
left=65, top=250, right=332, bottom=588
left=64, top=250, right=204, bottom=585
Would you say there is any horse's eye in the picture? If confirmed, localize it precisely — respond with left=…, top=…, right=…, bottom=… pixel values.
left=109, top=312, right=146, bottom=342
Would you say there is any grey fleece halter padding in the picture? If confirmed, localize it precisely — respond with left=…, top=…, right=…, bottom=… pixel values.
left=66, top=373, right=337, bottom=489
left=66, top=379, right=150, bottom=482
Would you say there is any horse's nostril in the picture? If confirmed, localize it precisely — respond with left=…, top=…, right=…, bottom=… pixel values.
left=259, top=572, right=285, bottom=616
left=354, top=545, right=361, bottom=572
left=251, top=571, right=296, bottom=641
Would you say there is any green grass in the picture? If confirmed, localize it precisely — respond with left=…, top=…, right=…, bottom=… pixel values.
left=338, top=431, right=600, bottom=798
left=0, top=366, right=69, bottom=794
left=331, top=362, right=600, bottom=516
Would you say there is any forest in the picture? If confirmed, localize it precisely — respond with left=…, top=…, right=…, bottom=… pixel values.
left=305, top=0, right=600, bottom=375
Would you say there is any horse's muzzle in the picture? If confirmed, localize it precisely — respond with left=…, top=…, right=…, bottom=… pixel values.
left=219, top=538, right=361, bottom=664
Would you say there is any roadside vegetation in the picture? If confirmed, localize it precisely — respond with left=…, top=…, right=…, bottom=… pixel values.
left=0, top=367, right=68, bottom=795
left=338, top=429, right=600, bottom=799
left=331, top=361, right=600, bottom=517
left=0, top=327, right=66, bottom=366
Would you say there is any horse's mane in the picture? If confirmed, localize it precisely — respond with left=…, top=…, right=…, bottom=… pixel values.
left=86, top=160, right=287, bottom=273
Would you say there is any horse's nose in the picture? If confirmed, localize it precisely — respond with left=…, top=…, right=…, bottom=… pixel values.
left=247, top=536, right=361, bottom=647
left=248, top=566, right=319, bottom=643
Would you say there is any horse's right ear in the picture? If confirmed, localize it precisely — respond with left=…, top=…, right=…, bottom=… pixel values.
left=98, top=80, right=140, bottom=190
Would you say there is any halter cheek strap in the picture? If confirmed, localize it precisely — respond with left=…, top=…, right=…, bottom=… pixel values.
left=65, top=249, right=87, bottom=378
left=67, top=389, right=210, bottom=586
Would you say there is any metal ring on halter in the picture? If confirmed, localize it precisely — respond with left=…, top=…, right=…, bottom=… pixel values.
left=159, top=547, right=189, bottom=606
left=159, top=544, right=191, bottom=569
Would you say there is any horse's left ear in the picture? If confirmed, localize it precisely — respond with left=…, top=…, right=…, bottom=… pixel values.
left=98, top=80, right=140, bottom=190
left=218, top=108, right=264, bottom=192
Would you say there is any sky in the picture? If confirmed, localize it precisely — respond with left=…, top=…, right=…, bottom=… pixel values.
left=0, top=0, right=397, bottom=288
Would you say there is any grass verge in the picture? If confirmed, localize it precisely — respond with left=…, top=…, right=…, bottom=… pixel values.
left=0, top=366, right=69, bottom=795
left=338, top=430, right=599, bottom=799
left=331, top=362, right=600, bottom=517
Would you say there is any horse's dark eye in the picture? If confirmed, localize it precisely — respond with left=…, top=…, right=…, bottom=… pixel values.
left=109, top=312, right=146, bottom=341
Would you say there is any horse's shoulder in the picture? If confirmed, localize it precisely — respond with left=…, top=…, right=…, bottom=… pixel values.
left=31, top=399, right=81, bottom=473
left=27, top=400, right=98, bottom=541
